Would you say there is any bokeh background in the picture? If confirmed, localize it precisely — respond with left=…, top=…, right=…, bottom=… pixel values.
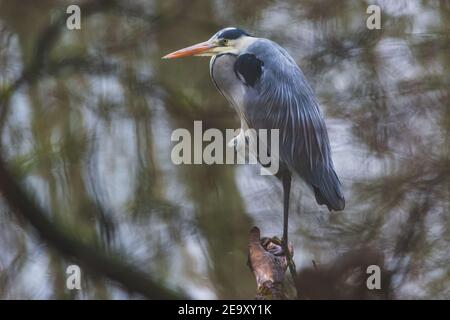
left=0, top=0, right=448, bottom=299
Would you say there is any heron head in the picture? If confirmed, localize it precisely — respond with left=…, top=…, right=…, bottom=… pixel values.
left=162, top=27, right=255, bottom=59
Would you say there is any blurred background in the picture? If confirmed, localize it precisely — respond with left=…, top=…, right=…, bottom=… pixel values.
left=0, top=0, right=448, bottom=299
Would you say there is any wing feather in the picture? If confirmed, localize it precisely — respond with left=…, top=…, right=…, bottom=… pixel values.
left=242, top=39, right=345, bottom=210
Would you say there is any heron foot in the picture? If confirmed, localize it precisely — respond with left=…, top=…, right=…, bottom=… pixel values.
left=261, top=236, right=293, bottom=258
left=279, top=238, right=298, bottom=295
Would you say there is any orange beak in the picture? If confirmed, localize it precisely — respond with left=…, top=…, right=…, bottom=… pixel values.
left=162, top=41, right=214, bottom=59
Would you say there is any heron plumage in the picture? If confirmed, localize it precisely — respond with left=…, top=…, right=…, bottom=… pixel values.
left=211, top=38, right=345, bottom=211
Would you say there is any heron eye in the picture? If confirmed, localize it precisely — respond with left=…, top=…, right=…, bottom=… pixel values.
left=222, top=39, right=228, bottom=46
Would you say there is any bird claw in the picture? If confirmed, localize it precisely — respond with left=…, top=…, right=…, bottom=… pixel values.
left=260, top=236, right=293, bottom=257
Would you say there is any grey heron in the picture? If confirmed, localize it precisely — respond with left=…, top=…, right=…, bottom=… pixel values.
left=163, top=27, right=345, bottom=247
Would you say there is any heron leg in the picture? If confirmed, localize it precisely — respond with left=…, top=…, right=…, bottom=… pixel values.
left=282, top=171, right=291, bottom=246
left=272, top=170, right=299, bottom=296
left=281, top=171, right=299, bottom=297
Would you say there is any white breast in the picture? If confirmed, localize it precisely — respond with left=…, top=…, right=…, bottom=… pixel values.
left=210, top=54, right=248, bottom=125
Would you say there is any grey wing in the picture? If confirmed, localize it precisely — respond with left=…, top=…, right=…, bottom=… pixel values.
left=241, top=39, right=345, bottom=211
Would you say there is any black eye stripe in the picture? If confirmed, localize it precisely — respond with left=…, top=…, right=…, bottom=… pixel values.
left=217, top=28, right=250, bottom=40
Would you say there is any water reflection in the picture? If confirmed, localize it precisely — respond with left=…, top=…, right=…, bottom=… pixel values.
left=0, top=0, right=448, bottom=299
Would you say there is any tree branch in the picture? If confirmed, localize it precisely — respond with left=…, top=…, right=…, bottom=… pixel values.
left=247, top=227, right=292, bottom=300
left=0, top=156, right=186, bottom=299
